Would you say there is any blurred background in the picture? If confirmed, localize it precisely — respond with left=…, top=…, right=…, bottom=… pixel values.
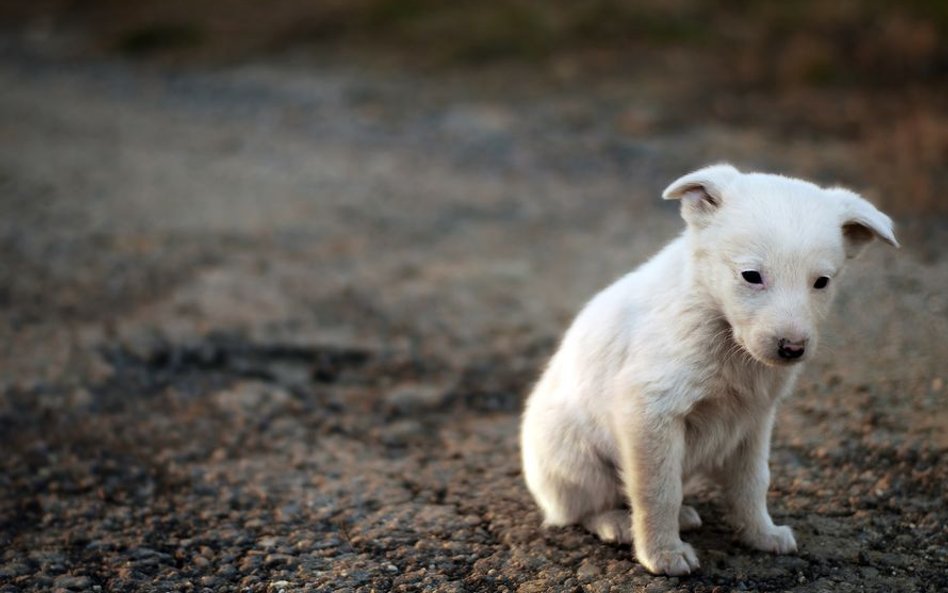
left=3, top=1, right=947, bottom=218
left=0, top=2, right=946, bottom=592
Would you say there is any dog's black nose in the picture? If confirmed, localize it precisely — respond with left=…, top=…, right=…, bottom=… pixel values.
left=777, top=339, right=806, bottom=360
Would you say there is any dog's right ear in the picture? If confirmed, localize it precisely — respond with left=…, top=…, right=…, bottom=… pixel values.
left=662, top=164, right=740, bottom=227
left=826, top=187, right=899, bottom=258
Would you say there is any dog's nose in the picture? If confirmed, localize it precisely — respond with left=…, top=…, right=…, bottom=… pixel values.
left=777, top=338, right=806, bottom=360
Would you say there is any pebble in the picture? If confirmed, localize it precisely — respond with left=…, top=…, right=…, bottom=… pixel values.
left=240, top=575, right=261, bottom=587
left=217, top=563, right=237, bottom=576
left=645, top=581, right=677, bottom=593
left=264, top=553, right=298, bottom=567
left=192, top=554, right=210, bottom=568
left=385, top=383, right=449, bottom=412
left=53, top=575, right=92, bottom=590
left=576, top=560, right=601, bottom=578
left=0, top=562, right=30, bottom=578
left=517, top=579, right=550, bottom=593
left=131, top=547, right=169, bottom=561
left=239, top=556, right=263, bottom=571
left=380, top=419, right=426, bottom=445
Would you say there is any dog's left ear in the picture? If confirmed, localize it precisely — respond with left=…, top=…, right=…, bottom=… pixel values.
left=827, top=187, right=900, bottom=258
left=663, top=163, right=740, bottom=227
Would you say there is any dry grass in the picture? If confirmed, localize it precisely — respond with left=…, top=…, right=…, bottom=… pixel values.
left=4, top=0, right=945, bottom=76
left=862, top=105, right=947, bottom=217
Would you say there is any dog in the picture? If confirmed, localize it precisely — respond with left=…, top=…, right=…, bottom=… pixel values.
left=520, top=164, right=897, bottom=575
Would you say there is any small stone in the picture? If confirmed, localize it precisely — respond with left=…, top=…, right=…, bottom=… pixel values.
left=264, top=553, right=298, bottom=567
left=440, top=581, right=466, bottom=593
left=576, top=561, right=601, bottom=578
left=193, top=555, right=210, bottom=568
left=84, top=540, right=112, bottom=552
left=240, top=575, right=261, bottom=587
left=517, top=580, right=550, bottom=593
left=217, top=563, right=237, bottom=576
left=380, top=419, right=425, bottom=445
left=53, top=575, right=93, bottom=590
left=645, top=580, right=674, bottom=593
left=131, top=547, right=164, bottom=560
left=239, top=556, right=263, bottom=571
left=385, top=383, right=450, bottom=412
left=0, top=562, right=30, bottom=578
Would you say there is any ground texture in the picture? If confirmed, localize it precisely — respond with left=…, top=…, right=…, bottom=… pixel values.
left=0, top=39, right=946, bottom=593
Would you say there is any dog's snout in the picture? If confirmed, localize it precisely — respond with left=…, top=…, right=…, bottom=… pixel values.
left=777, top=338, right=806, bottom=360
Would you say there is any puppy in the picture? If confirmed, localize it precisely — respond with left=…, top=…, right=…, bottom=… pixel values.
left=520, top=164, right=897, bottom=575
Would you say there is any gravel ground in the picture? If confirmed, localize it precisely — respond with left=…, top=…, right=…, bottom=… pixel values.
left=0, top=41, right=946, bottom=593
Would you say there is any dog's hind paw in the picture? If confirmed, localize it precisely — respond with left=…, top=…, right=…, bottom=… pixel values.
left=679, top=505, right=702, bottom=531
left=742, top=524, right=797, bottom=554
left=582, top=510, right=632, bottom=544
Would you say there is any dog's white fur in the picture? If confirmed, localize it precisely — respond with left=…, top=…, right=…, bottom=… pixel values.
left=520, top=164, right=897, bottom=575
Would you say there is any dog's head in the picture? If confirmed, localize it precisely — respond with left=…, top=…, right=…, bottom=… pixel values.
left=663, top=164, right=898, bottom=366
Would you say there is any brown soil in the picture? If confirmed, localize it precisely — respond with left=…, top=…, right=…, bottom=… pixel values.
left=0, top=19, right=946, bottom=593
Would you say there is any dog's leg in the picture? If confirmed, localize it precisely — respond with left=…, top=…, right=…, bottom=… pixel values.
left=621, top=413, right=700, bottom=576
left=580, top=504, right=699, bottom=543
left=720, top=407, right=797, bottom=554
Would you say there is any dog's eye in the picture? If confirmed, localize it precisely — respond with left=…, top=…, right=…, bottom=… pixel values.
left=741, top=271, right=763, bottom=284
left=813, top=276, right=830, bottom=289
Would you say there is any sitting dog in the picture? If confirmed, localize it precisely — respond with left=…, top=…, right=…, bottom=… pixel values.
left=520, top=164, right=897, bottom=575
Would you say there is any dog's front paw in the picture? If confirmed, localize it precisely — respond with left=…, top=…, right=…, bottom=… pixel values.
left=742, top=524, right=797, bottom=554
left=637, top=541, right=700, bottom=576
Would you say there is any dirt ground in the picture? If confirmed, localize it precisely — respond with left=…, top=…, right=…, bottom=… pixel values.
left=1, top=24, right=947, bottom=593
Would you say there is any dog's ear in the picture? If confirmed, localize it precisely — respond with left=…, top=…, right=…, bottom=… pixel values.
left=827, top=187, right=899, bottom=258
left=662, top=164, right=740, bottom=226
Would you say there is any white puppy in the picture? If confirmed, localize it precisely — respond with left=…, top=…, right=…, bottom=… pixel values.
left=520, top=164, right=897, bottom=575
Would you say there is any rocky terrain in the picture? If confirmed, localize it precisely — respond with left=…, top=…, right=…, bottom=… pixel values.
left=1, top=32, right=946, bottom=593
